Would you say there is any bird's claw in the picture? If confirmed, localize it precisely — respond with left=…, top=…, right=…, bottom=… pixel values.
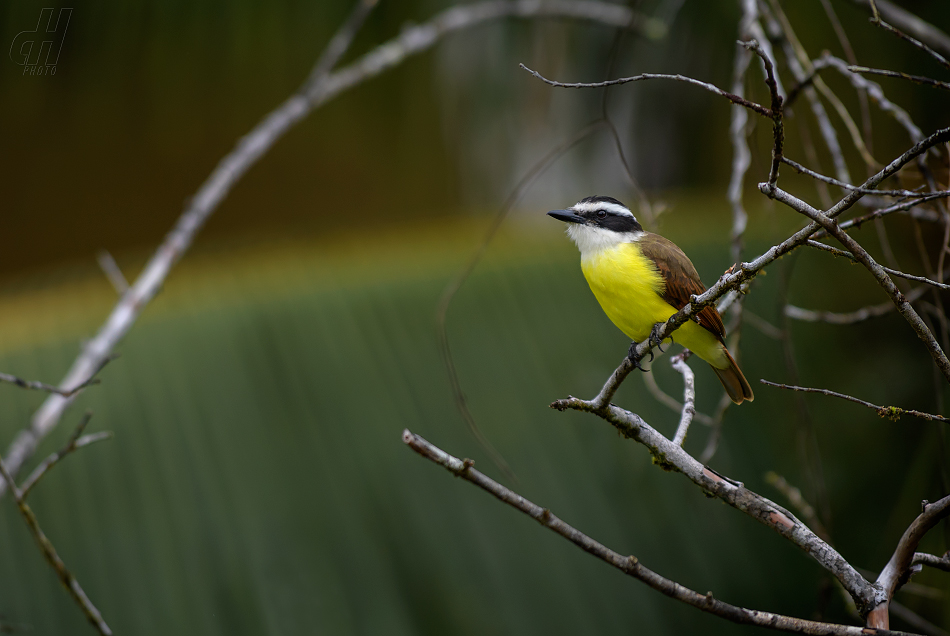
left=649, top=323, right=671, bottom=352
left=627, top=341, right=650, bottom=371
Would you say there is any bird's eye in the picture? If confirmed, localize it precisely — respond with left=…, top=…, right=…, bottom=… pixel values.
left=596, top=210, right=607, bottom=219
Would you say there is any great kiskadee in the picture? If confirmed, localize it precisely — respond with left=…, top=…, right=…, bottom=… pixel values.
left=548, top=195, right=754, bottom=404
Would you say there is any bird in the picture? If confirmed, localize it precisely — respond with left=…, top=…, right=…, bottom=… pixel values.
left=548, top=195, right=753, bottom=404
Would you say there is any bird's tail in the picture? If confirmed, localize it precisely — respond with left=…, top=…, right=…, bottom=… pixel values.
left=712, top=346, right=754, bottom=405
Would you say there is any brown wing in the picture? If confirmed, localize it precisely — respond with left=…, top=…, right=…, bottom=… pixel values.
left=638, top=233, right=725, bottom=340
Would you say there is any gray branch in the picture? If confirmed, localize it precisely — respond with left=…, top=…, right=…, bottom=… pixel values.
left=545, top=395, right=883, bottom=614
left=0, top=0, right=655, bottom=496
left=404, top=430, right=911, bottom=634
left=519, top=64, right=773, bottom=116
left=762, top=184, right=950, bottom=383
left=670, top=352, right=696, bottom=446
left=851, top=0, right=950, bottom=61
left=911, top=552, right=950, bottom=573
left=868, top=495, right=950, bottom=629
left=0, top=451, right=112, bottom=635
left=760, top=380, right=948, bottom=423
left=847, top=66, right=950, bottom=92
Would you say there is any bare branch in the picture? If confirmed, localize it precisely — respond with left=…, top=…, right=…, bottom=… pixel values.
left=782, top=157, right=943, bottom=198
left=869, top=495, right=950, bottom=629
left=762, top=184, right=950, bottom=383
left=851, top=0, right=950, bottom=66
left=544, top=398, right=883, bottom=613
left=911, top=552, right=950, bottom=573
left=0, top=354, right=117, bottom=397
left=804, top=240, right=950, bottom=291
left=761, top=380, right=948, bottom=423
left=95, top=251, right=129, bottom=295
left=813, top=196, right=944, bottom=240
left=0, top=0, right=654, bottom=495
left=816, top=55, right=924, bottom=143
left=518, top=64, right=773, bottom=117
left=404, top=430, right=906, bottom=634
left=670, top=352, right=696, bottom=446
left=740, top=39, right=784, bottom=186
left=848, top=66, right=950, bottom=91
left=0, top=454, right=112, bottom=635
left=20, top=412, right=113, bottom=499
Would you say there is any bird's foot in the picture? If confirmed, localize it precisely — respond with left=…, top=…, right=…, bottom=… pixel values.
left=627, top=340, right=651, bottom=371
left=649, top=323, right=671, bottom=352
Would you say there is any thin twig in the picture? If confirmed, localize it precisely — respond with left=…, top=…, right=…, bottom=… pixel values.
left=741, top=39, right=784, bottom=187
left=20, top=412, right=113, bottom=499
left=911, top=552, right=950, bottom=573
left=761, top=380, right=948, bottom=423
left=852, top=0, right=950, bottom=67
left=95, top=251, right=128, bottom=295
left=762, top=183, right=950, bottom=384
left=817, top=55, right=923, bottom=144
left=804, top=240, right=950, bottom=291
left=403, top=430, right=906, bottom=634
left=847, top=66, right=950, bottom=91
left=0, top=455, right=112, bottom=635
left=519, top=63, right=773, bottom=117
left=0, top=0, right=652, bottom=495
left=812, top=196, right=944, bottom=240
left=782, top=157, right=944, bottom=198
left=0, top=354, right=117, bottom=397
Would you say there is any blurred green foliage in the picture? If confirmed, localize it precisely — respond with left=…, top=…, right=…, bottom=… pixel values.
left=0, top=211, right=947, bottom=633
left=2, top=0, right=950, bottom=633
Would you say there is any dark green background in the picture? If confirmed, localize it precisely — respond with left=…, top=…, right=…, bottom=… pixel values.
left=1, top=0, right=948, bottom=634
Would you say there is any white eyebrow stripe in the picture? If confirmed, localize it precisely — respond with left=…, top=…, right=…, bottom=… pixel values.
left=571, top=200, right=635, bottom=218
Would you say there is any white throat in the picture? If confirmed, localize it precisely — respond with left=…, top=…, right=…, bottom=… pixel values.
left=566, top=224, right=643, bottom=259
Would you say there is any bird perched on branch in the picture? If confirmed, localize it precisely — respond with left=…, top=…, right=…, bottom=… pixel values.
left=548, top=195, right=753, bottom=404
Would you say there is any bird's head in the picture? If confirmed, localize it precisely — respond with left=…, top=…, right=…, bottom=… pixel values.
left=547, top=196, right=643, bottom=255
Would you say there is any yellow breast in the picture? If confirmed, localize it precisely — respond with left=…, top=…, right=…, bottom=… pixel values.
left=581, top=242, right=672, bottom=342
left=580, top=242, right=725, bottom=366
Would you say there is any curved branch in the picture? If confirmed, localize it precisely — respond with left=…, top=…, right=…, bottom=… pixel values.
left=760, top=380, right=948, bottom=423
left=404, top=430, right=904, bottom=633
left=763, top=185, right=950, bottom=383
left=868, top=495, right=950, bottom=629
left=519, top=63, right=773, bottom=117
left=545, top=399, right=884, bottom=614
left=0, top=0, right=659, bottom=496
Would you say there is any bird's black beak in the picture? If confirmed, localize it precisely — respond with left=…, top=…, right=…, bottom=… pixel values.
left=547, top=209, right=585, bottom=224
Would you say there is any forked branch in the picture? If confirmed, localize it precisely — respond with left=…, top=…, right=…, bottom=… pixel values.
left=404, top=430, right=907, bottom=634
